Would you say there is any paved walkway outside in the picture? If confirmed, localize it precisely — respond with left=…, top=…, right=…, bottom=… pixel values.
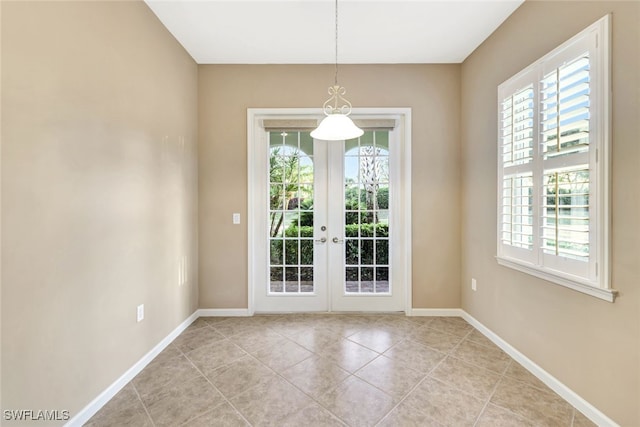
left=270, top=281, right=390, bottom=293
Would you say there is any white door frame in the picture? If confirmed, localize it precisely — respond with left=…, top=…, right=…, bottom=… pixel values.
left=247, top=108, right=412, bottom=314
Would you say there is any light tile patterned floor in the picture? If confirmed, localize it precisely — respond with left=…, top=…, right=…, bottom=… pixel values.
left=85, top=314, right=596, bottom=427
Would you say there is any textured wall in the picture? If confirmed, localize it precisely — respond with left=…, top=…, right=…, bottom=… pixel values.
left=198, top=64, right=462, bottom=310
left=1, top=1, right=198, bottom=423
left=460, top=1, right=640, bottom=425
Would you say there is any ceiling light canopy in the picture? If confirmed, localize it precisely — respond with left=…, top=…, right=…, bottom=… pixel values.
left=311, top=0, right=363, bottom=141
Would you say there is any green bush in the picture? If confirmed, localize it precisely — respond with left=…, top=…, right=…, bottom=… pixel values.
left=344, top=186, right=389, bottom=211
left=285, top=223, right=388, bottom=239
left=272, top=224, right=389, bottom=270
left=297, top=200, right=314, bottom=227
left=345, top=224, right=389, bottom=267
left=285, top=226, right=314, bottom=238
left=345, top=199, right=368, bottom=225
left=345, top=223, right=389, bottom=238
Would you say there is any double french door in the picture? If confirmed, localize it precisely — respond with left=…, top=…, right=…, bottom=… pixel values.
left=250, top=111, right=410, bottom=313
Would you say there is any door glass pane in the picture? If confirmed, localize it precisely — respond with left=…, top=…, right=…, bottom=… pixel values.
left=270, top=267, right=283, bottom=292
left=269, top=131, right=315, bottom=293
left=344, top=131, right=390, bottom=294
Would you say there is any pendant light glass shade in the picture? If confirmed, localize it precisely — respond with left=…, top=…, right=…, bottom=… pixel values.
left=311, top=113, right=364, bottom=141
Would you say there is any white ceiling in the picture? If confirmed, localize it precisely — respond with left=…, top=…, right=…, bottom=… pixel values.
left=145, top=0, right=524, bottom=64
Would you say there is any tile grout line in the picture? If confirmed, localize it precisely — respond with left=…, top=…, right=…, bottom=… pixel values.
left=259, top=326, right=356, bottom=426
left=180, top=346, right=255, bottom=427
left=246, top=320, right=408, bottom=426
left=319, top=318, right=469, bottom=426
left=570, top=407, right=577, bottom=427
left=477, top=359, right=557, bottom=427
left=131, top=382, right=158, bottom=427
left=439, top=326, right=549, bottom=427
left=471, top=358, right=512, bottom=427
left=373, top=341, right=455, bottom=427
left=198, top=323, right=345, bottom=424
left=129, top=344, right=195, bottom=427
left=313, top=348, right=387, bottom=425
left=181, top=318, right=279, bottom=425
left=241, top=341, right=351, bottom=426
left=90, top=315, right=592, bottom=427
left=375, top=325, right=498, bottom=427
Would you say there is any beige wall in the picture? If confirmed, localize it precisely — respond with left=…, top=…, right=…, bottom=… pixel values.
left=460, top=1, right=640, bottom=425
left=198, top=64, right=462, bottom=309
left=1, top=1, right=198, bottom=424
left=3, top=0, right=636, bottom=424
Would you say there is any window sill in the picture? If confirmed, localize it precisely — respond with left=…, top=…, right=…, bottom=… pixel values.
left=496, top=256, right=617, bottom=302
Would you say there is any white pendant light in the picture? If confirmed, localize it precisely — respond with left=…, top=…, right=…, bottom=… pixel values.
left=311, top=0, right=363, bottom=141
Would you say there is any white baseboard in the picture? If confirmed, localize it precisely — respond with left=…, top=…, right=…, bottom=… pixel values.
left=68, top=308, right=617, bottom=427
left=197, top=308, right=251, bottom=317
left=460, top=311, right=619, bottom=427
left=408, top=308, right=465, bottom=317
left=66, top=311, right=199, bottom=427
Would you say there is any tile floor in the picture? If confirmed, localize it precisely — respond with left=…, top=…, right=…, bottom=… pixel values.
left=85, top=314, right=596, bottom=427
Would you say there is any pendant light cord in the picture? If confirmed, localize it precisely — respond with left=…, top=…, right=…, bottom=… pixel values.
left=334, top=0, right=339, bottom=86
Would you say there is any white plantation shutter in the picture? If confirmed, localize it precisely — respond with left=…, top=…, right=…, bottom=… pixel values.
left=542, top=168, right=590, bottom=261
left=496, top=16, right=613, bottom=301
left=498, top=72, right=537, bottom=264
left=541, top=55, right=591, bottom=159
left=501, top=85, right=535, bottom=168
left=501, top=173, right=534, bottom=250
left=540, top=34, right=599, bottom=281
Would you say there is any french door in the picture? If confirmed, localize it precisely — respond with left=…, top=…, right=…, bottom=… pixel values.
left=249, top=110, right=410, bottom=313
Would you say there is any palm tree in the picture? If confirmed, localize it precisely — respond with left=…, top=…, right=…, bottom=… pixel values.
left=359, top=146, right=389, bottom=224
left=269, top=147, right=313, bottom=237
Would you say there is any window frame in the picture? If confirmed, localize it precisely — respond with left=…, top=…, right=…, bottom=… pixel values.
left=496, top=15, right=615, bottom=302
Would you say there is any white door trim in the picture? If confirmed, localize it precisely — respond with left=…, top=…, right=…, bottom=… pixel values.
left=247, top=108, right=412, bottom=314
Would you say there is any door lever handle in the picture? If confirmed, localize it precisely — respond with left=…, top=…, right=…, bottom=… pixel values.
left=315, top=237, right=327, bottom=243
left=332, top=237, right=344, bottom=244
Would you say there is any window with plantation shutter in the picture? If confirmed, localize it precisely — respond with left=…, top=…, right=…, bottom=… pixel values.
left=496, top=15, right=614, bottom=302
left=500, top=83, right=535, bottom=260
